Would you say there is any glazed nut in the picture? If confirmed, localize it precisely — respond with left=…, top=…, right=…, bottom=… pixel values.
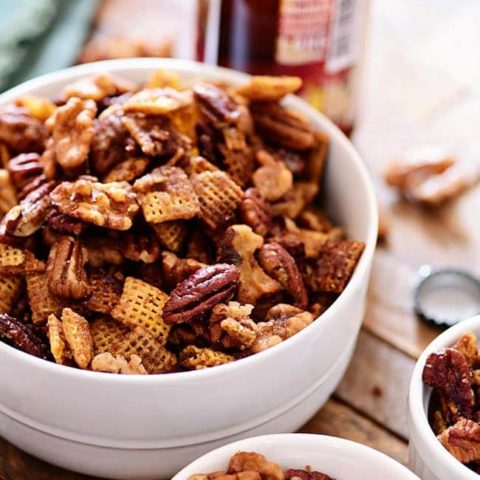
left=209, top=301, right=257, bottom=349
left=438, top=418, right=480, bottom=464
left=228, top=452, right=285, bottom=480
left=251, top=102, right=315, bottom=151
left=46, top=210, right=85, bottom=236
left=253, top=150, right=293, bottom=201
left=239, top=188, right=272, bottom=237
left=218, top=225, right=281, bottom=305
left=1, top=180, right=56, bottom=237
left=52, top=97, right=97, bottom=173
left=193, top=82, right=241, bottom=128
left=50, top=178, right=139, bottom=230
left=91, top=352, right=148, bottom=375
left=0, top=313, right=49, bottom=359
left=91, top=108, right=128, bottom=175
left=423, top=348, right=475, bottom=418
left=46, top=236, right=90, bottom=299
left=258, top=242, right=308, bottom=309
left=0, top=107, right=47, bottom=153
left=7, top=152, right=44, bottom=191
left=163, top=264, right=240, bottom=324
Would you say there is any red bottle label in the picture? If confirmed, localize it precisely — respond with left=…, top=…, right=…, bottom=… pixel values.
left=275, top=0, right=362, bottom=132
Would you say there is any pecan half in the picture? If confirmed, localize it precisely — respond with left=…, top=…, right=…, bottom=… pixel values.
left=258, top=242, right=308, bottom=309
left=193, top=83, right=241, bottom=129
left=438, top=418, right=480, bottom=464
left=46, top=210, right=85, bottom=236
left=47, top=236, right=90, bottom=299
left=0, top=313, right=49, bottom=359
left=50, top=178, right=139, bottom=230
left=91, top=108, right=128, bottom=175
left=239, top=188, right=272, bottom=237
left=7, top=153, right=44, bottom=191
left=0, top=106, right=47, bottom=153
left=1, top=180, right=56, bottom=237
left=423, top=348, right=474, bottom=418
left=163, top=263, right=240, bottom=324
left=251, top=102, right=315, bottom=151
left=52, top=97, right=97, bottom=174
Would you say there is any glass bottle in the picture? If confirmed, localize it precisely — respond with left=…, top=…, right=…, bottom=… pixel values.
left=198, top=0, right=369, bottom=136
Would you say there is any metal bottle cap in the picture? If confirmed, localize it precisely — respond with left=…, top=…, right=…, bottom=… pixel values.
left=414, top=265, right=480, bottom=326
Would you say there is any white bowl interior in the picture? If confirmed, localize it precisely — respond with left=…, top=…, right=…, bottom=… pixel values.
left=409, top=314, right=480, bottom=480
left=173, top=434, right=420, bottom=480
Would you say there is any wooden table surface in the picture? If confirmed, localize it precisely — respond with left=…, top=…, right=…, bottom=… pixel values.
left=2, top=0, right=480, bottom=478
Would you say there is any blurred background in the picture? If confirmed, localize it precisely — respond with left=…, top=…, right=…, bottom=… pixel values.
left=2, top=0, right=480, bottom=366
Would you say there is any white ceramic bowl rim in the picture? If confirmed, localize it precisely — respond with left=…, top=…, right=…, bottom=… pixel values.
left=0, top=58, right=378, bottom=384
left=173, top=433, right=420, bottom=480
left=409, top=314, right=480, bottom=479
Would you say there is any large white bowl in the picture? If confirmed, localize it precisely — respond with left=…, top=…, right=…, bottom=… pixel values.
left=0, top=58, right=377, bottom=479
left=173, top=433, right=420, bottom=480
left=408, top=315, right=480, bottom=480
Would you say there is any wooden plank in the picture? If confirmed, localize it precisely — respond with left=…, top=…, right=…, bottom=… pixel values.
left=363, top=249, right=442, bottom=359
left=335, top=330, right=415, bottom=439
left=0, top=437, right=95, bottom=480
left=300, top=398, right=408, bottom=465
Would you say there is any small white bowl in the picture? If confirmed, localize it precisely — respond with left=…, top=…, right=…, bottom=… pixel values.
left=408, top=314, right=480, bottom=480
left=173, top=433, right=420, bottom=480
left=0, top=58, right=377, bottom=479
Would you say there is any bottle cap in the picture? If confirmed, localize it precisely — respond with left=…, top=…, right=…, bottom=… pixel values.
left=414, top=265, right=480, bottom=326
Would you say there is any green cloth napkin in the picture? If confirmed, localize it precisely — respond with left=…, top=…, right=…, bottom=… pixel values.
left=0, top=0, right=99, bottom=92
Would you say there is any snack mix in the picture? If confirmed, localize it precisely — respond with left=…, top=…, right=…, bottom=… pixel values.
left=187, top=451, right=335, bottom=480
left=423, top=332, right=480, bottom=471
left=0, top=70, right=364, bottom=374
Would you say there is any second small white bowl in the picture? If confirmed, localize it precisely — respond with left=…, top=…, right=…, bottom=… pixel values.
left=173, top=433, right=420, bottom=480
left=408, top=314, right=480, bottom=480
